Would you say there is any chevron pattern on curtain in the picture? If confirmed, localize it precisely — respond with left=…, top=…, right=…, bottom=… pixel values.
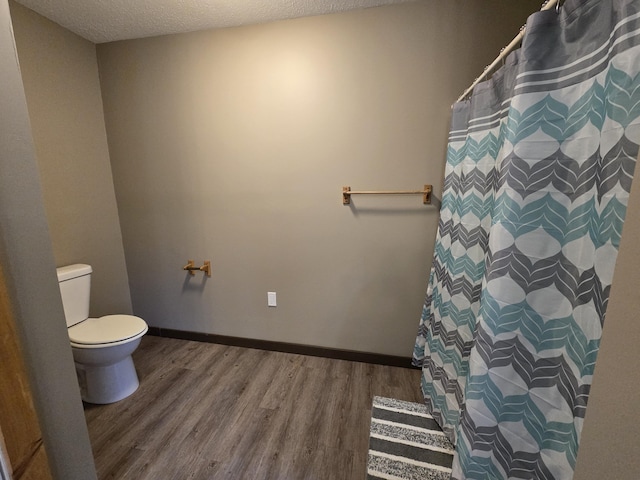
left=413, top=1, right=640, bottom=478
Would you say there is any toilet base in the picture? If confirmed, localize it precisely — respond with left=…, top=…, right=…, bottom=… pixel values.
left=75, top=355, right=140, bottom=404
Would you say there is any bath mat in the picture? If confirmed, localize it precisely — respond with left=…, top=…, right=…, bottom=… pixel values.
left=367, top=396, right=454, bottom=480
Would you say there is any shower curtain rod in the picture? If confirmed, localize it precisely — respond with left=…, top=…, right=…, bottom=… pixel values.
left=455, top=0, right=560, bottom=103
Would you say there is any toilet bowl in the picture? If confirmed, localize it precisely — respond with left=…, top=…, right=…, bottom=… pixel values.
left=56, top=264, right=148, bottom=404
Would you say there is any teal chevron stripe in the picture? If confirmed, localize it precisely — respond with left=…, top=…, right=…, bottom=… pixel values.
left=432, top=245, right=485, bottom=283
left=424, top=298, right=478, bottom=373
left=440, top=191, right=494, bottom=214
left=503, top=68, right=640, bottom=144
left=420, top=372, right=465, bottom=435
left=441, top=203, right=493, bottom=222
left=429, top=285, right=479, bottom=319
left=430, top=286, right=479, bottom=321
left=464, top=371, right=579, bottom=464
left=511, top=94, right=569, bottom=143
left=564, top=81, right=606, bottom=135
left=441, top=192, right=495, bottom=219
left=429, top=288, right=478, bottom=327
left=510, top=86, right=602, bottom=144
left=480, top=296, right=601, bottom=377
left=446, top=144, right=467, bottom=167
left=424, top=337, right=473, bottom=375
left=453, top=435, right=506, bottom=480
left=467, top=132, right=501, bottom=161
left=449, top=69, right=640, bottom=167
left=422, top=349, right=471, bottom=398
left=422, top=345, right=471, bottom=381
left=446, top=132, right=502, bottom=167
left=493, top=192, right=629, bottom=248
left=454, top=399, right=573, bottom=480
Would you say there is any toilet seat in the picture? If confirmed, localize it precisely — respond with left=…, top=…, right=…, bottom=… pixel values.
left=69, top=315, right=148, bottom=349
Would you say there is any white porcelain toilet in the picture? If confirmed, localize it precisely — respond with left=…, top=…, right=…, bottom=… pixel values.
left=56, top=264, right=148, bottom=404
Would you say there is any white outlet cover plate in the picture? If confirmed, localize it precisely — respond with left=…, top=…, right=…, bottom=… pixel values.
left=268, top=292, right=277, bottom=307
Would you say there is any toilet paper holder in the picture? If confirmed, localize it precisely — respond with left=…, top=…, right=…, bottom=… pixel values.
left=183, top=260, right=211, bottom=277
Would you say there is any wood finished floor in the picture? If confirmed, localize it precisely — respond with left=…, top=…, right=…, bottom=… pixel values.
left=83, top=335, right=422, bottom=480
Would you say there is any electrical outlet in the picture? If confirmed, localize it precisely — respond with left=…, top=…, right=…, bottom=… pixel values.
left=267, top=292, right=277, bottom=307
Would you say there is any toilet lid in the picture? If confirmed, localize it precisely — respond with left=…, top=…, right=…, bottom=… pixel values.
left=68, top=315, right=148, bottom=345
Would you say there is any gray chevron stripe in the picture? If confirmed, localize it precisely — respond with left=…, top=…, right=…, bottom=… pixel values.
left=471, top=327, right=591, bottom=416
left=486, top=249, right=609, bottom=312
left=498, top=137, right=638, bottom=200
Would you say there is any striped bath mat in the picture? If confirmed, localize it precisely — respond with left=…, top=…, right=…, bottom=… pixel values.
left=367, top=396, right=454, bottom=480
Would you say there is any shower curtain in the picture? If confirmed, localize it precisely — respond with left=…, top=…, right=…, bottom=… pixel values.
left=413, top=0, right=640, bottom=478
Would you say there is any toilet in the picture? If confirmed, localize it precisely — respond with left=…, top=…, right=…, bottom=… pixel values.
left=56, top=264, right=148, bottom=404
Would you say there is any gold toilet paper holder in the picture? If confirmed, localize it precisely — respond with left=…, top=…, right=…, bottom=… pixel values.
left=183, top=260, right=211, bottom=277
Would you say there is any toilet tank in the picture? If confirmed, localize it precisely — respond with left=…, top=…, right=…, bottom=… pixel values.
left=56, top=264, right=92, bottom=328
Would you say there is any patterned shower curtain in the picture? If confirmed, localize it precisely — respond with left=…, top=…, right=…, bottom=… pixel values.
left=413, top=0, right=640, bottom=478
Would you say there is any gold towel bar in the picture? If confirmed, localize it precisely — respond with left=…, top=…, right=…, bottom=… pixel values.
left=183, top=260, right=211, bottom=277
left=342, top=185, right=432, bottom=205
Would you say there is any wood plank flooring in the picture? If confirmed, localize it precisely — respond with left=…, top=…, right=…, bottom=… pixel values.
left=83, top=335, right=423, bottom=479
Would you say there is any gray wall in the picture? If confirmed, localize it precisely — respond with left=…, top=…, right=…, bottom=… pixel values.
left=0, top=0, right=97, bottom=478
left=10, top=1, right=132, bottom=318
left=97, top=0, right=540, bottom=357
left=573, top=152, right=640, bottom=479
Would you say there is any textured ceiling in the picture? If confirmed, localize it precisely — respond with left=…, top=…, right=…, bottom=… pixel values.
left=14, top=0, right=414, bottom=44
